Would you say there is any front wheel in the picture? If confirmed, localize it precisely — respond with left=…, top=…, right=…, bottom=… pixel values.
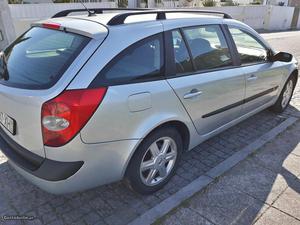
left=125, top=127, right=183, bottom=195
left=270, top=76, right=296, bottom=113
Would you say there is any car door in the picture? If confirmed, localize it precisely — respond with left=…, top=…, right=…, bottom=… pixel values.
left=166, top=25, right=246, bottom=136
left=228, top=27, right=285, bottom=114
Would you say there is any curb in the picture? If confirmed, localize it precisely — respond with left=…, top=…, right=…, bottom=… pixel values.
left=128, top=116, right=298, bottom=225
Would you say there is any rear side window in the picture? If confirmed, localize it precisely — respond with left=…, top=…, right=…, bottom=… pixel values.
left=0, top=27, right=89, bottom=90
left=171, top=30, right=194, bottom=75
left=91, top=33, right=164, bottom=86
left=228, top=27, right=268, bottom=65
left=183, top=25, right=233, bottom=71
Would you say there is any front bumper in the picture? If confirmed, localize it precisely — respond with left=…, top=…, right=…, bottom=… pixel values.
left=0, top=127, right=140, bottom=194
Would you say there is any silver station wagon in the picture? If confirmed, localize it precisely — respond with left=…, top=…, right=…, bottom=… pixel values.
left=0, top=9, right=298, bottom=194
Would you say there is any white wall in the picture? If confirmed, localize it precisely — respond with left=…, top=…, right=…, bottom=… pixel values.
left=263, top=0, right=289, bottom=6
left=203, top=6, right=267, bottom=29
left=297, top=11, right=300, bottom=29
left=0, top=0, right=16, bottom=49
left=8, top=4, right=300, bottom=38
left=9, top=2, right=117, bottom=36
left=266, top=6, right=295, bottom=30
left=154, top=5, right=296, bottom=30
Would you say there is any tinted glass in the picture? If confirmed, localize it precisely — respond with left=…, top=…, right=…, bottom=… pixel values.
left=96, top=34, right=164, bottom=85
left=0, top=27, right=89, bottom=89
left=171, top=30, right=193, bottom=75
left=183, top=25, right=232, bottom=71
left=229, top=27, right=268, bottom=65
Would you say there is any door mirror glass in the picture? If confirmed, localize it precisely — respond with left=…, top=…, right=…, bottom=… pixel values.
left=271, top=52, right=293, bottom=62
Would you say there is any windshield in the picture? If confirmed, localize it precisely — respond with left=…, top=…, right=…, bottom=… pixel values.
left=0, top=27, right=90, bottom=90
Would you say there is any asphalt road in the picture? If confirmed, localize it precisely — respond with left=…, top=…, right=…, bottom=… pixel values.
left=262, top=30, right=300, bottom=61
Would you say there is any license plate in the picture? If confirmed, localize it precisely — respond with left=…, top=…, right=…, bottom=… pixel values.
left=0, top=112, right=16, bottom=135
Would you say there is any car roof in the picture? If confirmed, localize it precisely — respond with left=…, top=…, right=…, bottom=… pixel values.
left=33, top=11, right=226, bottom=39
left=34, top=10, right=270, bottom=49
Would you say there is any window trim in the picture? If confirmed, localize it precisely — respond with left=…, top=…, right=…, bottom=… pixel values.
left=165, top=24, right=239, bottom=79
left=165, top=29, right=196, bottom=77
left=89, top=33, right=165, bottom=88
left=179, top=28, right=197, bottom=71
left=227, top=25, right=272, bottom=67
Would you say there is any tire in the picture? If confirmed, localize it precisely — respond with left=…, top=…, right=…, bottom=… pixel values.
left=270, top=75, right=296, bottom=113
left=125, top=127, right=183, bottom=195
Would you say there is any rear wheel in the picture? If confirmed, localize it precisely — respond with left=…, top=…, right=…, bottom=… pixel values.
left=270, top=76, right=296, bottom=113
left=125, top=127, right=182, bottom=195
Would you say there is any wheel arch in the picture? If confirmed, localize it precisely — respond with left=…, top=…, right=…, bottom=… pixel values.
left=122, top=120, right=191, bottom=178
left=150, top=120, right=191, bottom=152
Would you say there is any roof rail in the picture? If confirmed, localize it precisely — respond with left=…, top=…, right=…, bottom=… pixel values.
left=52, top=8, right=151, bottom=18
left=107, top=9, right=233, bottom=25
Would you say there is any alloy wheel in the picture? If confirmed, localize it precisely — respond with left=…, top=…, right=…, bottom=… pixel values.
left=281, top=79, right=294, bottom=108
left=139, top=137, right=177, bottom=186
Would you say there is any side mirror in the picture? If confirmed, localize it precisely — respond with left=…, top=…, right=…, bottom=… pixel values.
left=271, top=52, right=293, bottom=62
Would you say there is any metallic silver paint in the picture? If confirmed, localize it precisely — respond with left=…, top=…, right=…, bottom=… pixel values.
left=167, top=67, right=246, bottom=136
left=10, top=135, right=139, bottom=194
left=0, top=38, right=106, bottom=157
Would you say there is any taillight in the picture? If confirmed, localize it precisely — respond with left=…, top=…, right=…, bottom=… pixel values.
left=41, top=88, right=107, bottom=147
left=42, top=22, right=61, bottom=30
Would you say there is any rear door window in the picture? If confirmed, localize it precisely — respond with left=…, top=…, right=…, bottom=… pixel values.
left=182, top=25, right=233, bottom=71
left=0, top=27, right=89, bottom=89
left=90, top=33, right=164, bottom=86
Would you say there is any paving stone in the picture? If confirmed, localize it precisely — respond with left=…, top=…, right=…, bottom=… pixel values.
left=230, top=203, right=270, bottom=225
left=0, top=195, right=11, bottom=214
left=23, top=218, right=44, bottom=225
left=187, top=179, right=269, bottom=225
left=254, top=207, right=300, bottom=225
left=104, top=208, right=138, bottom=225
left=160, top=215, right=183, bottom=225
left=54, top=204, right=73, bottom=215
left=273, top=187, right=300, bottom=220
left=46, top=219, right=66, bottom=225
left=0, top=108, right=287, bottom=225
left=218, top=159, right=288, bottom=205
left=88, top=197, right=114, bottom=218
left=252, top=140, right=300, bottom=179
left=40, top=210, right=58, bottom=224
left=48, top=197, right=65, bottom=208
left=162, top=207, right=213, bottom=225
left=83, top=211, right=102, bottom=225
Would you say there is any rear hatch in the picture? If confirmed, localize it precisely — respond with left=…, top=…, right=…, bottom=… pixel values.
left=0, top=18, right=108, bottom=157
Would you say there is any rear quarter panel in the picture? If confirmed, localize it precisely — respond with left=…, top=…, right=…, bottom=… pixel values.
left=80, top=80, right=198, bottom=148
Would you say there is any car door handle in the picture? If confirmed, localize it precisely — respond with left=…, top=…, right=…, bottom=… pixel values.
left=247, top=74, right=258, bottom=81
left=183, top=89, right=202, bottom=99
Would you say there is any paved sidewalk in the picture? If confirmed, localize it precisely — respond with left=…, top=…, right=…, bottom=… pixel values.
left=0, top=100, right=288, bottom=225
left=158, top=120, right=300, bottom=225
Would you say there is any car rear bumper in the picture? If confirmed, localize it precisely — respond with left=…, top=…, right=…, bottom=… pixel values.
left=1, top=130, right=140, bottom=194
left=0, top=126, right=84, bottom=182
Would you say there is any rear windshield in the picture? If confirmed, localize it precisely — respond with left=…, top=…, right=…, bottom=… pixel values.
left=0, top=27, right=89, bottom=90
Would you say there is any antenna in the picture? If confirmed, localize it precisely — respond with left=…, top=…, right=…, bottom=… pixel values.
left=78, top=0, right=95, bottom=17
